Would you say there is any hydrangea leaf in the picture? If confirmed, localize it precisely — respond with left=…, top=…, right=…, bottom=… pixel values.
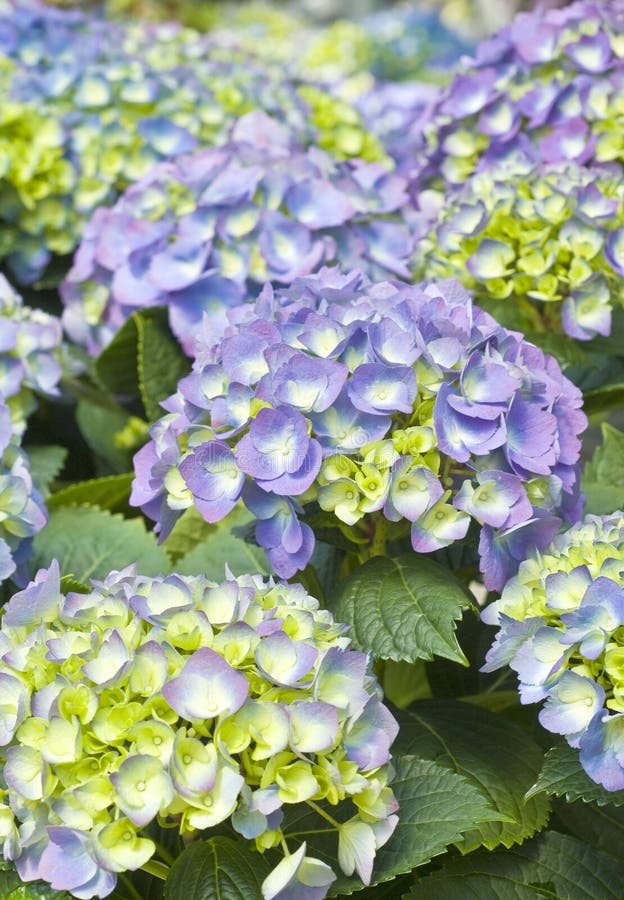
left=31, top=505, right=170, bottom=582
left=403, top=831, right=624, bottom=900
left=526, top=742, right=624, bottom=807
left=136, top=307, right=191, bottom=421
left=47, top=473, right=134, bottom=514
left=25, top=445, right=68, bottom=498
left=553, top=796, right=624, bottom=864
left=281, top=754, right=504, bottom=896
left=162, top=506, right=218, bottom=562
left=0, top=860, right=71, bottom=899
left=582, top=423, right=624, bottom=515
left=393, top=700, right=550, bottom=851
left=175, top=506, right=268, bottom=579
left=75, top=398, right=136, bottom=474
left=330, top=554, right=472, bottom=665
left=163, top=836, right=271, bottom=900
left=95, top=308, right=189, bottom=420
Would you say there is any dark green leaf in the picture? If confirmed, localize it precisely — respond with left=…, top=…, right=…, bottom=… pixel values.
left=582, top=423, right=624, bottom=514
left=282, top=754, right=503, bottom=896
left=47, top=473, right=134, bottom=514
left=393, top=700, right=550, bottom=851
left=163, top=837, right=271, bottom=900
left=403, top=831, right=624, bottom=899
left=330, top=555, right=471, bottom=666
left=95, top=308, right=189, bottom=420
left=526, top=742, right=624, bottom=807
left=26, top=445, right=68, bottom=497
left=553, top=796, right=624, bottom=864
left=136, top=308, right=190, bottom=420
left=95, top=313, right=143, bottom=396
left=31, top=505, right=171, bottom=582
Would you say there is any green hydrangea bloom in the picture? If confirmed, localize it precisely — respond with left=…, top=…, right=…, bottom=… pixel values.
left=414, top=161, right=624, bottom=341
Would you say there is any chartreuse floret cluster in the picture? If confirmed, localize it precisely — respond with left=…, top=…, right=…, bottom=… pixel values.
left=61, top=112, right=412, bottom=356
left=0, top=0, right=383, bottom=282
left=131, top=268, right=586, bottom=592
left=414, top=160, right=624, bottom=341
left=0, top=561, right=398, bottom=899
left=413, top=0, right=624, bottom=193
left=483, top=512, right=624, bottom=793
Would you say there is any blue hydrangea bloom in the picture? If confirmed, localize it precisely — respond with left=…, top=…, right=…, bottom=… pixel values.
left=412, top=0, right=624, bottom=195
left=131, top=268, right=585, bottom=590
left=483, top=512, right=624, bottom=791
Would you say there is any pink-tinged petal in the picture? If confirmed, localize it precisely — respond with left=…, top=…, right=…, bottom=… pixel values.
left=162, top=647, right=249, bottom=720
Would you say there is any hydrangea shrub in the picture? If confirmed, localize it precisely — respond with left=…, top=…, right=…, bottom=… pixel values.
left=131, top=268, right=586, bottom=592
left=0, top=561, right=398, bottom=897
left=483, top=512, right=624, bottom=792
left=61, top=115, right=413, bottom=356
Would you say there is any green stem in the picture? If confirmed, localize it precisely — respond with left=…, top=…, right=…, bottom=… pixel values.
left=140, top=859, right=170, bottom=881
left=368, top=515, right=387, bottom=559
left=118, top=873, right=144, bottom=900
left=154, top=840, right=176, bottom=866
left=306, top=799, right=341, bottom=830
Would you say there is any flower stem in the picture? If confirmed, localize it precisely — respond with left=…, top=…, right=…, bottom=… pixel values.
left=306, top=799, right=341, bottom=829
left=140, top=859, right=170, bottom=881
left=368, top=515, right=387, bottom=559
left=154, top=840, right=176, bottom=866
left=118, top=873, right=144, bottom=900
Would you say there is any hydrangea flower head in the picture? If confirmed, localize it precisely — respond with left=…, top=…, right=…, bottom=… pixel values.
left=131, top=268, right=586, bottom=591
left=414, top=159, right=624, bottom=341
left=0, top=1, right=382, bottom=282
left=61, top=114, right=412, bottom=356
left=483, top=512, right=624, bottom=792
left=0, top=399, right=47, bottom=585
left=0, top=562, right=398, bottom=898
left=0, top=274, right=63, bottom=437
left=413, top=0, right=624, bottom=194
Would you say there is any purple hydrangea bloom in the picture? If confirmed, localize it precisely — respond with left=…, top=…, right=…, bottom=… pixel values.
left=132, top=268, right=585, bottom=590
left=61, top=112, right=413, bottom=356
left=412, top=0, right=624, bottom=197
left=0, top=563, right=399, bottom=898
left=483, top=512, right=624, bottom=791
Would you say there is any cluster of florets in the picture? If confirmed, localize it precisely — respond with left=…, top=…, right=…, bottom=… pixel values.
left=0, top=406, right=46, bottom=585
left=0, top=275, right=63, bottom=437
left=0, top=98, right=76, bottom=283
left=0, top=275, right=61, bottom=583
left=0, top=561, right=398, bottom=898
left=61, top=114, right=413, bottom=356
left=131, top=268, right=586, bottom=592
left=413, top=0, right=624, bottom=195
left=0, top=2, right=382, bottom=282
left=358, top=6, right=473, bottom=82
left=414, top=159, right=624, bottom=341
left=356, top=80, right=439, bottom=176
left=483, top=512, right=624, bottom=793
